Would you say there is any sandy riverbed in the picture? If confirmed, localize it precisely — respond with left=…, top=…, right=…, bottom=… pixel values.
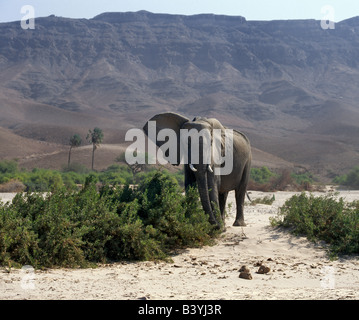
left=1, top=190, right=359, bottom=300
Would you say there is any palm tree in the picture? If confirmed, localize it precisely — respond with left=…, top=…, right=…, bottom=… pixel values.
left=68, top=134, right=82, bottom=169
left=86, top=127, right=104, bottom=170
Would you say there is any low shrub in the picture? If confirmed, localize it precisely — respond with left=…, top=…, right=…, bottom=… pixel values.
left=333, top=166, right=359, bottom=188
left=250, top=166, right=276, bottom=185
left=250, top=195, right=275, bottom=206
left=98, top=164, right=133, bottom=185
left=249, top=167, right=314, bottom=192
left=0, top=160, right=185, bottom=191
left=271, top=192, right=359, bottom=257
left=0, top=171, right=217, bottom=268
left=0, top=160, right=18, bottom=175
left=23, top=168, right=64, bottom=192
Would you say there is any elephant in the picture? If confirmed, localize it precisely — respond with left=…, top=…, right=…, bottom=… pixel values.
left=143, top=112, right=252, bottom=229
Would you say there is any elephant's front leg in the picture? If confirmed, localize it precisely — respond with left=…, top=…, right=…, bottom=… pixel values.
left=233, top=187, right=246, bottom=227
left=219, top=192, right=229, bottom=223
left=184, top=164, right=196, bottom=191
left=207, top=171, right=221, bottom=223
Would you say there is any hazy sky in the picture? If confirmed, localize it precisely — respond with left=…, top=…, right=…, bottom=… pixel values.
left=0, top=0, right=358, bottom=23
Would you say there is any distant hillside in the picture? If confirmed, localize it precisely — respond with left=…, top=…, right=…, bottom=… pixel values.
left=1, top=11, right=359, bottom=180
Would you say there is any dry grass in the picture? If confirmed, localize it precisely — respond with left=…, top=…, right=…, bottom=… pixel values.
left=0, top=179, right=26, bottom=193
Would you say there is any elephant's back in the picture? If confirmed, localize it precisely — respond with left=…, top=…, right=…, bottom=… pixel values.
left=233, top=129, right=250, bottom=146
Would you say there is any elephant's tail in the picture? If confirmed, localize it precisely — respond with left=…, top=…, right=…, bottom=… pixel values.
left=246, top=192, right=252, bottom=202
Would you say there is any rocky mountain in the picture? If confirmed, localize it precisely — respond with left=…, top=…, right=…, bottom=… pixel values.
left=1, top=11, right=359, bottom=179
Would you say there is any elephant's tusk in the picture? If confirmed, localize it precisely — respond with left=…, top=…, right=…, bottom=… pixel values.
left=189, top=164, right=198, bottom=172
left=207, top=165, right=214, bottom=173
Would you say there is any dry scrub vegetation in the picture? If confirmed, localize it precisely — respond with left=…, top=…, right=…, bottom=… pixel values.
left=0, top=172, right=219, bottom=269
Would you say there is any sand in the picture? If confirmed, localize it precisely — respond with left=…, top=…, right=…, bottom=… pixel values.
left=1, top=190, right=359, bottom=300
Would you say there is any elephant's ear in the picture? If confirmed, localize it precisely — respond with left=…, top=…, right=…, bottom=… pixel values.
left=143, top=112, right=189, bottom=165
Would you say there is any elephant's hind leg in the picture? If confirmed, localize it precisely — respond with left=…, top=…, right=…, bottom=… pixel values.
left=233, top=188, right=246, bottom=226
left=233, top=164, right=251, bottom=227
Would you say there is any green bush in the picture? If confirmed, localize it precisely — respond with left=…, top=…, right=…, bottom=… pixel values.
left=0, top=160, right=185, bottom=191
left=137, top=172, right=214, bottom=248
left=23, top=168, right=64, bottom=192
left=98, top=164, right=133, bottom=185
left=250, top=166, right=276, bottom=184
left=271, top=193, right=359, bottom=257
left=0, top=161, right=64, bottom=191
left=0, top=160, right=18, bottom=175
left=0, top=171, right=217, bottom=268
left=333, top=166, right=359, bottom=188
left=291, top=172, right=314, bottom=185
left=0, top=160, right=20, bottom=184
left=249, top=167, right=315, bottom=191
left=61, top=171, right=87, bottom=188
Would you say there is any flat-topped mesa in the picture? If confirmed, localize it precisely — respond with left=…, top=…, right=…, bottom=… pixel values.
left=92, top=10, right=247, bottom=26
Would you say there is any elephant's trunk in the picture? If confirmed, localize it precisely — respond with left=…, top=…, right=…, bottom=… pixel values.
left=196, top=171, right=219, bottom=228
